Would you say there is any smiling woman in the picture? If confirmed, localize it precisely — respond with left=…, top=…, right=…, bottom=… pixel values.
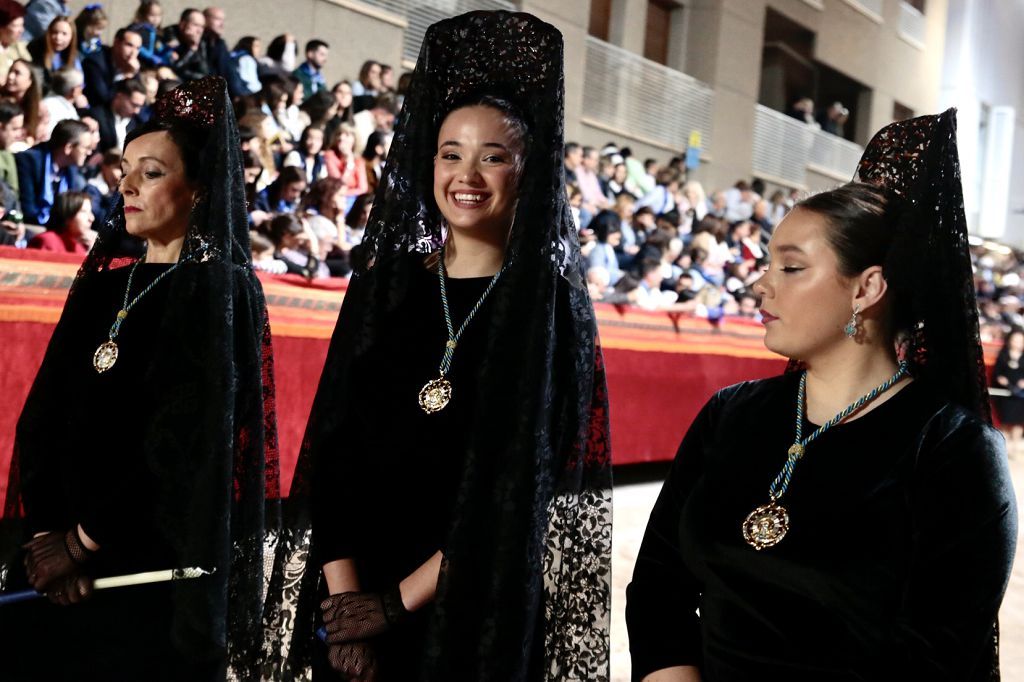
left=263, top=11, right=613, bottom=682
left=626, top=111, right=1017, bottom=681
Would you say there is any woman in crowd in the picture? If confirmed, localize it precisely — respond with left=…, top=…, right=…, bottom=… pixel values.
left=283, top=124, right=328, bottom=185
left=362, top=130, right=386, bottom=194
left=259, top=33, right=298, bottom=78
left=350, top=59, right=380, bottom=97
left=993, top=327, right=1024, bottom=457
left=268, top=210, right=327, bottom=279
left=256, top=164, right=306, bottom=214
left=28, top=15, right=81, bottom=88
left=324, top=122, right=368, bottom=210
left=0, top=76, right=279, bottom=680
left=0, top=0, right=29, bottom=85
left=129, top=0, right=166, bottom=67
left=262, top=11, right=613, bottom=681
left=231, top=35, right=262, bottom=96
left=342, top=191, right=372, bottom=251
left=2, top=59, right=41, bottom=143
left=627, top=110, right=1017, bottom=681
left=27, top=189, right=94, bottom=252
left=302, top=176, right=351, bottom=276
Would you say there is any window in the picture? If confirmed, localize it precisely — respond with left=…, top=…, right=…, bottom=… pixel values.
left=893, top=102, right=914, bottom=121
left=589, top=0, right=612, bottom=41
left=645, top=0, right=675, bottom=65
left=905, top=0, right=926, bottom=12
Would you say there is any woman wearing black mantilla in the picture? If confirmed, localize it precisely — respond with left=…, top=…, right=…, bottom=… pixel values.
left=261, top=11, right=613, bottom=682
left=626, top=110, right=1017, bottom=681
left=0, top=76, right=279, bottom=680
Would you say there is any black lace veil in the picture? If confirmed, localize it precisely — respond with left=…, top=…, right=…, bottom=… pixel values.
left=263, top=11, right=612, bottom=680
left=854, top=108, right=989, bottom=421
left=2, top=76, right=280, bottom=678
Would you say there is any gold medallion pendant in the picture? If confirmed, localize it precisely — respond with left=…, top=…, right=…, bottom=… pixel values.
left=418, top=377, right=452, bottom=414
left=742, top=501, right=790, bottom=551
left=93, top=341, right=119, bottom=373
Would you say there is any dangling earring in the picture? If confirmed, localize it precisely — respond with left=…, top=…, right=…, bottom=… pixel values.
left=844, top=304, right=861, bottom=338
left=191, top=193, right=202, bottom=211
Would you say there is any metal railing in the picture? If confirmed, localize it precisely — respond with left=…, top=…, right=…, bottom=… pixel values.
left=899, top=1, right=926, bottom=45
left=358, top=0, right=516, bottom=64
left=582, top=37, right=714, bottom=154
left=752, top=104, right=863, bottom=187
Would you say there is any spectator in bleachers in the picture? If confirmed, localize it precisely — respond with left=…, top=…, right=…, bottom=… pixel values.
left=256, top=164, right=305, bottom=214
left=74, top=4, right=106, bottom=58
left=258, top=32, right=297, bottom=78
left=85, top=147, right=121, bottom=220
left=767, top=188, right=790, bottom=226
left=250, top=229, right=286, bottom=273
left=362, top=129, right=385, bottom=194
left=0, top=0, right=29, bottom=84
left=231, top=35, right=261, bottom=95
left=606, top=160, right=628, bottom=196
left=15, top=118, right=90, bottom=225
left=199, top=5, right=244, bottom=97
left=162, top=8, right=213, bottom=82
left=283, top=124, right=327, bottom=184
left=298, top=89, right=338, bottom=129
left=21, top=0, right=69, bottom=43
left=39, top=66, right=82, bottom=137
left=128, top=0, right=166, bottom=67
left=787, top=96, right=816, bottom=125
left=343, top=191, right=371, bottom=249
left=28, top=15, right=81, bottom=91
left=262, top=74, right=303, bottom=144
left=587, top=209, right=624, bottom=286
left=563, top=141, right=580, bottom=185
left=82, top=27, right=142, bottom=106
left=0, top=100, right=22, bottom=196
left=379, top=63, right=395, bottom=94
left=632, top=257, right=679, bottom=311
left=819, top=101, right=849, bottom=136
left=621, top=147, right=649, bottom=197
left=88, top=77, right=145, bottom=153
left=268, top=210, right=326, bottom=278
left=328, top=79, right=354, bottom=127
left=350, top=59, right=380, bottom=99
left=724, top=179, right=757, bottom=222
left=2, top=59, right=41, bottom=146
left=324, top=122, right=367, bottom=208
left=351, top=93, right=396, bottom=155
left=613, top=190, right=640, bottom=262
left=637, top=166, right=680, bottom=215
left=26, top=188, right=94, bottom=252
left=576, top=145, right=609, bottom=216
left=293, top=38, right=328, bottom=100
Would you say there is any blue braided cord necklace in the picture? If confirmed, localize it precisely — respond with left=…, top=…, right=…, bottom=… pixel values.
left=741, top=360, right=910, bottom=550
left=417, top=244, right=506, bottom=414
left=92, top=256, right=191, bottom=373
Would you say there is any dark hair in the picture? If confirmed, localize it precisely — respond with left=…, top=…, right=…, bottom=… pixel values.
left=564, top=142, right=580, bottom=159
left=639, top=258, right=661, bottom=278
left=49, top=118, right=89, bottom=151
left=345, top=193, right=374, bottom=228
left=47, top=190, right=91, bottom=232
left=0, top=0, right=25, bottom=26
left=6, top=60, right=41, bottom=134
left=115, top=76, right=147, bottom=98
left=268, top=212, right=303, bottom=248
left=265, top=34, right=291, bottom=62
left=298, top=91, right=336, bottom=125
left=796, top=182, right=895, bottom=278
left=234, top=35, right=257, bottom=55
left=179, top=8, right=201, bottom=24
left=441, top=94, right=531, bottom=180
left=41, top=16, right=78, bottom=71
left=101, top=148, right=122, bottom=166
left=114, top=27, right=142, bottom=43
left=644, top=158, right=657, bottom=170
left=357, top=60, right=378, bottom=85
left=590, top=210, right=622, bottom=243
left=305, top=39, right=329, bottom=54
left=0, top=100, right=22, bottom=124
left=266, top=166, right=307, bottom=207
left=156, top=78, right=181, bottom=97
left=124, top=116, right=205, bottom=182
left=362, top=131, right=385, bottom=161
left=302, top=176, right=344, bottom=214
left=240, top=148, right=262, bottom=170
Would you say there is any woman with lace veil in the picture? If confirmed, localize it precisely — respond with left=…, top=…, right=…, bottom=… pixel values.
left=626, top=110, right=1017, bottom=681
left=262, top=10, right=612, bottom=682
left=0, top=76, right=279, bottom=680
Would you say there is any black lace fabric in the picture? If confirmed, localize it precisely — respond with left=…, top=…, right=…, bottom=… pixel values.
left=1, top=77, right=280, bottom=678
left=262, top=11, right=612, bottom=681
left=856, top=109, right=1000, bottom=681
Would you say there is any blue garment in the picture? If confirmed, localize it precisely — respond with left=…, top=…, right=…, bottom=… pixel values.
left=293, top=61, right=326, bottom=100
left=79, top=37, right=102, bottom=57
left=586, top=242, right=624, bottom=285
left=14, top=145, right=86, bottom=225
left=129, top=22, right=168, bottom=67
left=231, top=50, right=261, bottom=95
left=23, top=0, right=70, bottom=42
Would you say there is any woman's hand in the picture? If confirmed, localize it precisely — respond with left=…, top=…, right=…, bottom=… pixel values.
left=320, top=586, right=408, bottom=644
left=642, top=666, right=702, bottom=682
left=325, top=641, right=378, bottom=681
left=22, top=529, right=93, bottom=593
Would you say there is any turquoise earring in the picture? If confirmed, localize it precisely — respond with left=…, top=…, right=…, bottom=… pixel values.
left=844, top=304, right=861, bottom=338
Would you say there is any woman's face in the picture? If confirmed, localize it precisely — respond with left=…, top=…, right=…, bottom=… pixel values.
left=304, top=128, right=324, bottom=155
left=329, top=187, right=346, bottom=215
left=48, top=20, right=72, bottom=53
left=5, top=61, right=31, bottom=96
left=120, top=131, right=196, bottom=245
left=336, top=130, right=354, bottom=155
left=613, top=163, right=627, bottom=183
left=433, top=105, right=521, bottom=236
left=281, top=180, right=305, bottom=204
left=67, top=200, right=94, bottom=237
left=244, top=165, right=261, bottom=185
left=84, top=20, right=106, bottom=41
left=251, top=38, right=262, bottom=59
left=145, top=6, right=162, bottom=26
left=333, top=82, right=352, bottom=109
left=1010, top=332, right=1024, bottom=354
left=753, top=207, right=860, bottom=361
left=0, top=17, right=24, bottom=45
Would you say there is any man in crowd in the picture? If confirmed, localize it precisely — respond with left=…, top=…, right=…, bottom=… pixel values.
left=294, top=39, right=329, bottom=100
left=83, top=27, right=142, bottom=106
left=201, top=6, right=245, bottom=96
left=15, top=118, right=90, bottom=225
left=563, top=142, right=582, bottom=186
left=165, top=8, right=210, bottom=82
left=89, top=78, right=145, bottom=153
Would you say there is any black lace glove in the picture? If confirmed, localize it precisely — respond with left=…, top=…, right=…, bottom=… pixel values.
left=320, top=586, right=409, bottom=644
left=325, top=640, right=379, bottom=681
left=23, top=529, right=94, bottom=592
left=44, top=573, right=94, bottom=606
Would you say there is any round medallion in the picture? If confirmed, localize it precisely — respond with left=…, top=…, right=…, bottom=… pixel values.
left=93, top=340, right=119, bottom=373
left=418, top=377, right=452, bottom=414
left=742, top=501, right=790, bottom=551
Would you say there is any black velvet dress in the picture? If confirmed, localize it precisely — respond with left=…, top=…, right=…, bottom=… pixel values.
left=1, top=264, right=222, bottom=681
left=312, top=261, right=497, bottom=680
left=626, top=373, right=1017, bottom=682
